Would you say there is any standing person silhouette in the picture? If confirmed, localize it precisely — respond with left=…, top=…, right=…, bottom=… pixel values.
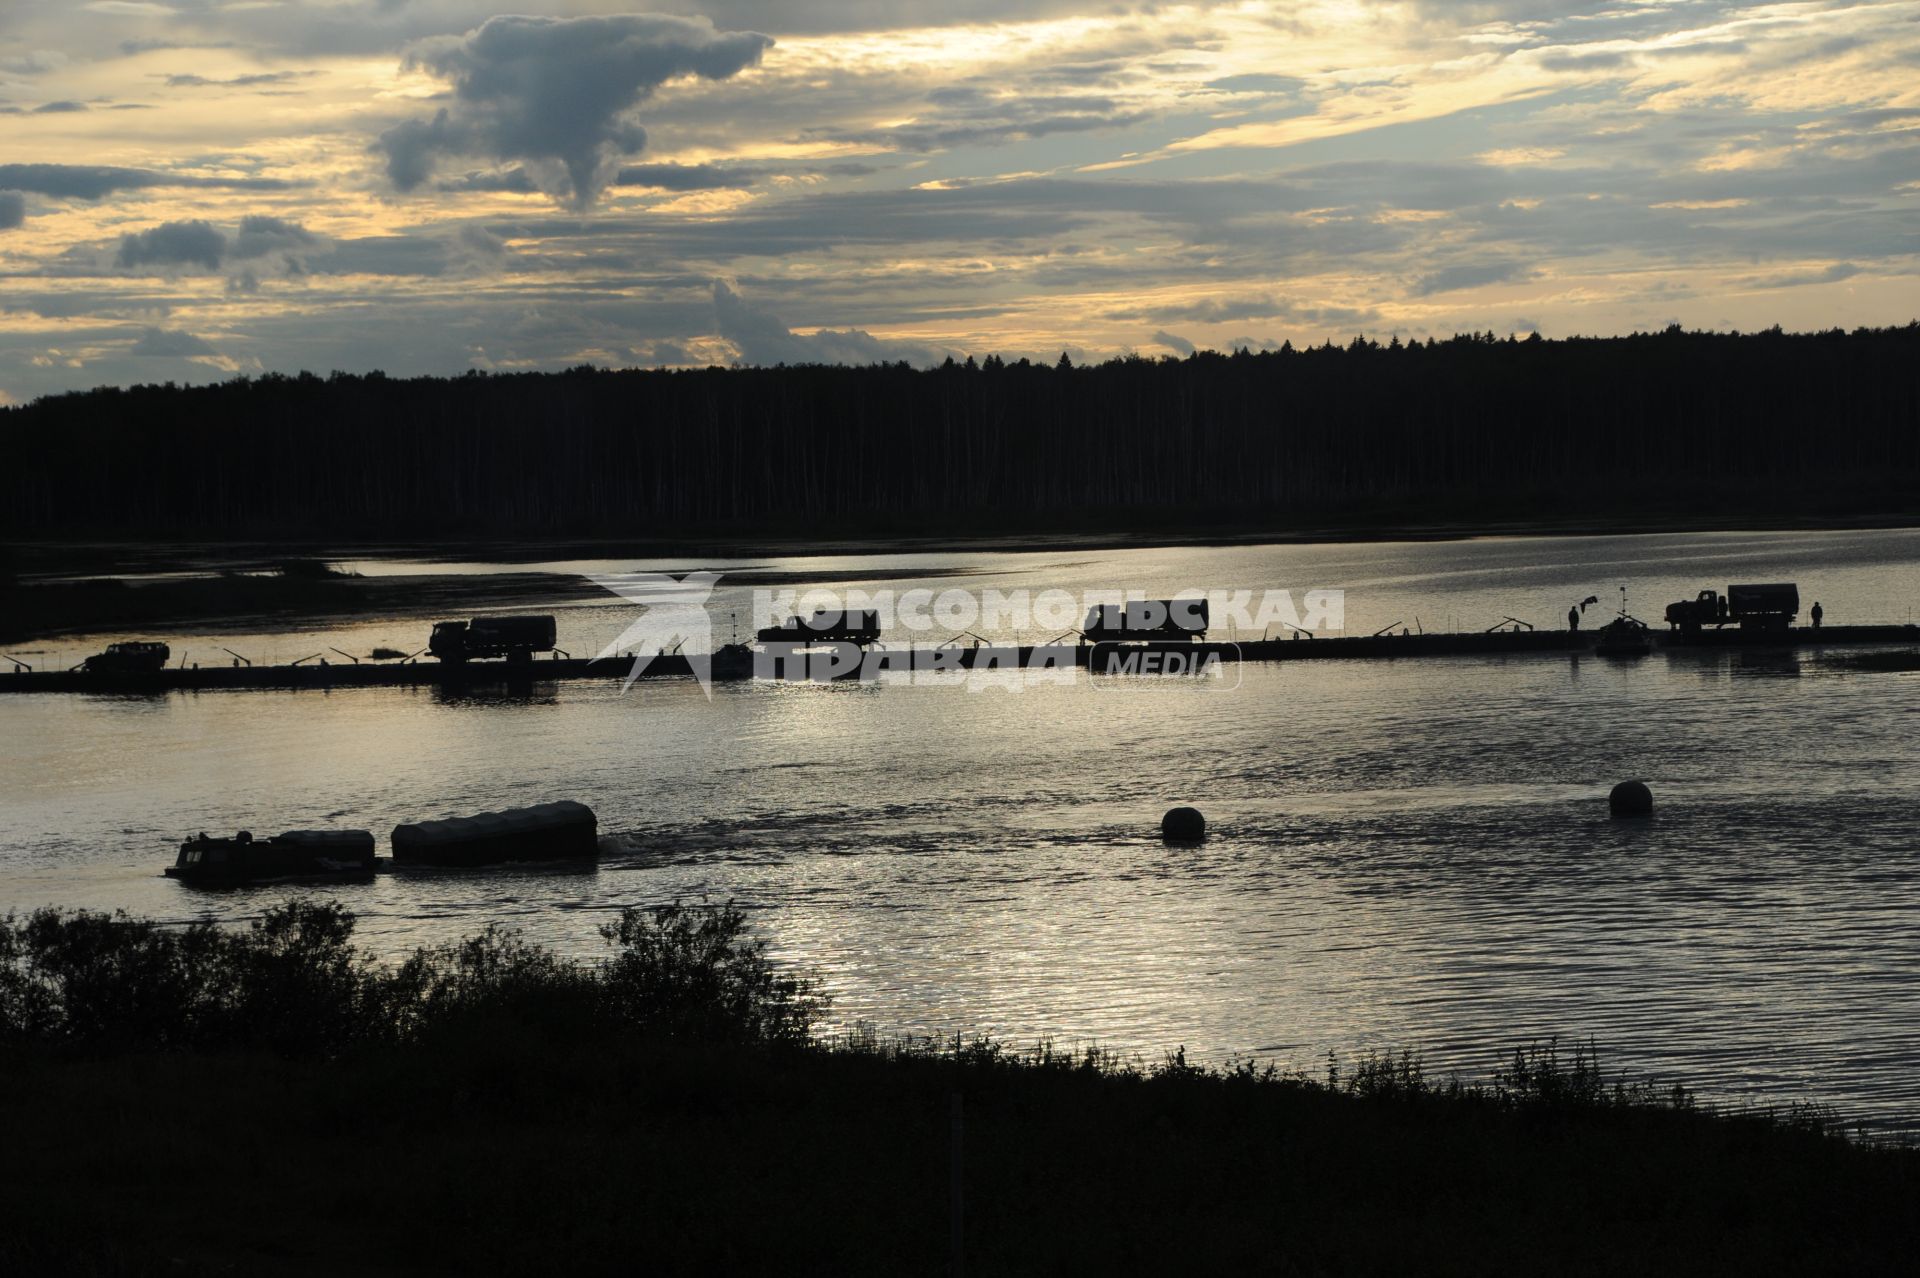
left=1811, top=601, right=1824, bottom=629
left=1568, top=605, right=1580, bottom=632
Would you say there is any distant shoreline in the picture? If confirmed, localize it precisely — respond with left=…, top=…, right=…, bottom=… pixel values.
left=5, top=514, right=1915, bottom=646
left=14, top=508, right=1919, bottom=573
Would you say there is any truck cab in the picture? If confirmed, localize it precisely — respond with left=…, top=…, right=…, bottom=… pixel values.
left=428, top=616, right=558, bottom=663
left=1664, top=590, right=1729, bottom=631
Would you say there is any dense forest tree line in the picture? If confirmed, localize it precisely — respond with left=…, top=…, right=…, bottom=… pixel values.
left=4, top=324, right=1916, bottom=540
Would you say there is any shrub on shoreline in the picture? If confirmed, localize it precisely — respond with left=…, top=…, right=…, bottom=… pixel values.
left=0, top=898, right=1878, bottom=1144
left=0, top=898, right=830, bottom=1058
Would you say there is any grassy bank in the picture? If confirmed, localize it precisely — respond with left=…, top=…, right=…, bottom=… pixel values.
left=3, top=902, right=1914, bottom=1275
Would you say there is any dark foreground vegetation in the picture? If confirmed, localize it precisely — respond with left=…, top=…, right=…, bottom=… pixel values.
left=3, top=902, right=1914, bottom=1276
left=4, top=323, right=1917, bottom=541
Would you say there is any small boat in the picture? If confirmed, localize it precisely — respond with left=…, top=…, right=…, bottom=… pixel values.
left=391, top=800, right=598, bottom=868
left=167, top=829, right=376, bottom=884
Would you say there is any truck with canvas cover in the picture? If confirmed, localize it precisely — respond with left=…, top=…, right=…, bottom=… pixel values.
left=391, top=800, right=598, bottom=867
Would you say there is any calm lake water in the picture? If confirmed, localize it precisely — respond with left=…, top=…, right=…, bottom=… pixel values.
left=4, top=529, right=1919, bottom=1130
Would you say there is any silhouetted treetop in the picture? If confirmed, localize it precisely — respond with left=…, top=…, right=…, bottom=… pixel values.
left=4, top=323, right=1916, bottom=539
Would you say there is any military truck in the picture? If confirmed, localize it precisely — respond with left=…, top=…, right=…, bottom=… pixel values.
left=392, top=800, right=598, bottom=868
left=756, top=608, right=884, bottom=646
left=167, top=829, right=376, bottom=885
left=82, top=641, right=171, bottom=673
left=428, top=614, right=557, bottom=663
left=1663, top=583, right=1799, bottom=633
left=1082, top=599, right=1211, bottom=642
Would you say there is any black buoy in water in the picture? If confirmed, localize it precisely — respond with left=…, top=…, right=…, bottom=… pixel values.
left=1161, top=806, right=1206, bottom=842
left=1609, top=781, right=1653, bottom=818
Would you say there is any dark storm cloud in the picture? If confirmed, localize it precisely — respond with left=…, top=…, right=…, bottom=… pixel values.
left=0, top=192, right=23, bottom=230
left=712, top=281, right=945, bottom=366
left=116, top=221, right=229, bottom=272
left=0, top=163, right=291, bottom=200
left=129, top=327, right=219, bottom=358
left=378, top=14, right=773, bottom=207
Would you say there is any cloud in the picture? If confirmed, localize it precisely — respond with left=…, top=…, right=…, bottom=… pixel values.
left=1152, top=330, right=1195, bottom=356
left=129, top=327, right=218, bottom=359
left=379, top=14, right=773, bottom=208
left=108, top=215, right=347, bottom=278
left=231, top=215, right=316, bottom=260
left=117, top=221, right=228, bottom=272
left=1113, top=295, right=1382, bottom=328
left=0, top=50, right=68, bottom=75
left=712, top=281, right=943, bottom=366
left=1413, top=261, right=1534, bottom=296
left=32, top=100, right=89, bottom=114
left=0, top=192, right=23, bottom=230
left=0, top=163, right=289, bottom=200
left=614, top=162, right=769, bottom=191
left=162, top=71, right=314, bottom=89
left=1743, top=262, right=1863, bottom=289
left=1537, top=50, right=1631, bottom=73
left=818, top=87, right=1149, bottom=153
left=439, top=158, right=867, bottom=193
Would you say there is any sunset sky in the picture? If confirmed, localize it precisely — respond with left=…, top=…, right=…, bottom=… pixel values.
left=1, top=1, right=1915, bottom=402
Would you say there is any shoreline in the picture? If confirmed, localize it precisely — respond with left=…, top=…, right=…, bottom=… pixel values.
left=3, top=900, right=1914, bottom=1274
left=12, top=509, right=1920, bottom=575
left=6, top=516, right=1915, bottom=647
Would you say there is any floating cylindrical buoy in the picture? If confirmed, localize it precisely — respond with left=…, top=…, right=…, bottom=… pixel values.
left=1609, top=781, right=1653, bottom=818
left=1161, top=806, right=1206, bottom=841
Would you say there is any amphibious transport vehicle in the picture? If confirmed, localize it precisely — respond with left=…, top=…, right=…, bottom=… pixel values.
left=167, top=829, right=376, bottom=885
left=390, top=800, right=598, bottom=868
